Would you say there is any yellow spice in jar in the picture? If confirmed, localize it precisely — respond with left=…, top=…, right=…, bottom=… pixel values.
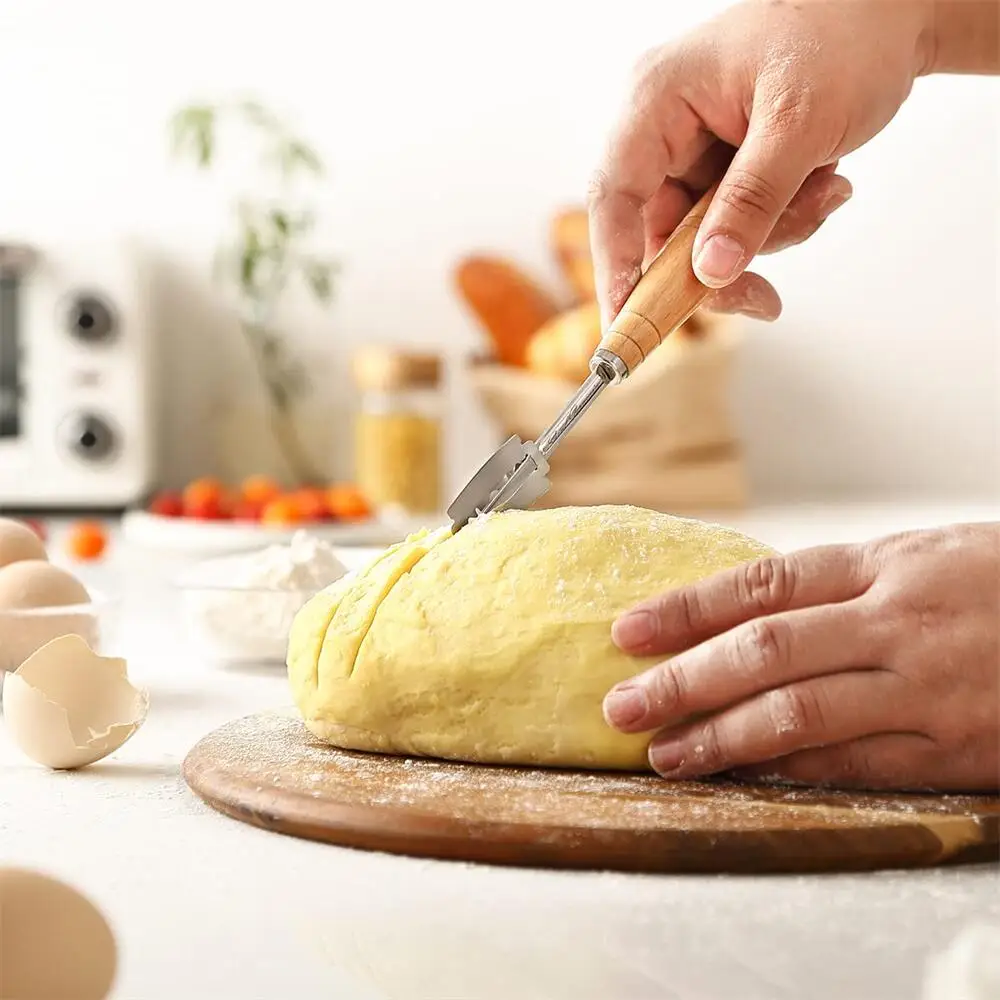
left=355, top=411, right=441, bottom=513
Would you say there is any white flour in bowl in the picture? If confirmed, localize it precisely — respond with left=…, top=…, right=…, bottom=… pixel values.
left=179, top=531, right=348, bottom=663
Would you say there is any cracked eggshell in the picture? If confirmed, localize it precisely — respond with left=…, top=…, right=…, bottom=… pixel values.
left=1, top=634, right=149, bottom=770
left=0, top=867, right=117, bottom=1000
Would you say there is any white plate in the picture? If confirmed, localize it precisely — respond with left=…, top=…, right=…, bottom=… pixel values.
left=121, top=509, right=445, bottom=556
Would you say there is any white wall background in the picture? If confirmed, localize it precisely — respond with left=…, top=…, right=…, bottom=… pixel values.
left=0, top=0, right=997, bottom=502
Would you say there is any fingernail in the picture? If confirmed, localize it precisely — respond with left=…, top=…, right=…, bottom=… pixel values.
left=694, top=234, right=745, bottom=286
left=603, top=685, right=648, bottom=728
left=649, top=739, right=685, bottom=775
left=819, top=189, right=852, bottom=220
left=611, top=610, right=657, bottom=648
left=740, top=301, right=776, bottom=321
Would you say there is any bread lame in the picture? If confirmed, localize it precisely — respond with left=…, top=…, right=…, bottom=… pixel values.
left=448, top=187, right=717, bottom=531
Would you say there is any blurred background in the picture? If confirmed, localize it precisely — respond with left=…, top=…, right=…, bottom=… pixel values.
left=0, top=0, right=997, bottom=529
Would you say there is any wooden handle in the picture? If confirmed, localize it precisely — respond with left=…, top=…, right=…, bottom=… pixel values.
left=598, top=186, right=716, bottom=375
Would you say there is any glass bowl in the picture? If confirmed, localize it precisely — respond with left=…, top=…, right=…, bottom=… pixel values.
left=175, top=581, right=320, bottom=666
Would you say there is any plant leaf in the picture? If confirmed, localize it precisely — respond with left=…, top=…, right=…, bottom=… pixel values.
left=288, top=140, right=323, bottom=174
left=236, top=98, right=279, bottom=133
left=302, top=259, right=334, bottom=303
left=270, top=209, right=291, bottom=236
left=240, top=225, right=264, bottom=293
left=271, top=138, right=323, bottom=179
left=169, top=104, right=216, bottom=166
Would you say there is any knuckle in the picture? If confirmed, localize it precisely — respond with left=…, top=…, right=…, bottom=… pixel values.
left=718, top=167, right=784, bottom=222
left=672, top=586, right=706, bottom=636
left=855, top=590, right=896, bottom=647
left=649, top=658, right=690, bottom=716
left=738, top=557, right=797, bottom=610
left=880, top=528, right=927, bottom=559
left=766, top=685, right=829, bottom=740
left=692, top=722, right=727, bottom=773
left=760, top=83, right=814, bottom=134
left=847, top=540, right=878, bottom=583
left=864, top=581, right=954, bottom=655
left=730, top=617, right=790, bottom=680
left=833, top=742, right=879, bottom=786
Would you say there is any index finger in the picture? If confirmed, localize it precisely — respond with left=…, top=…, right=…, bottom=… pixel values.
left=612, top=543, right=875, bottom=656
left=587, top=57, right=708, bottom=326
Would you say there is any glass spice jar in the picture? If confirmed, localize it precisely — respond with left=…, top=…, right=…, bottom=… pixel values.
left=351, top=347, right=443, bottom=515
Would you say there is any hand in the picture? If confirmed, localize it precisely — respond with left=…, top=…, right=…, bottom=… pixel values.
left=602, top=524, right=1000, bottom=792
left=588, top=0, right=936, bottom=324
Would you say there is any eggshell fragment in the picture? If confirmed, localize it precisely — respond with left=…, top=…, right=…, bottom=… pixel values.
left=1, top=634, right=148, bottom=770
left=0, top=517, right=47, bottom=569
left=0, top=867, right=117, bottom=999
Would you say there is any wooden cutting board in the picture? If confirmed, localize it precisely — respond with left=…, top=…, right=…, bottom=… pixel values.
left=182, top=710, right=1000, bottom=874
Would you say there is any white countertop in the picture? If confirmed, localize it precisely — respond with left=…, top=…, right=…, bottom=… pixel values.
left=2, top=502, right=999, bottom=1000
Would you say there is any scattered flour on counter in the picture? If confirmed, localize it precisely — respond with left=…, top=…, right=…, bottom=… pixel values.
left=922, top=923, right=1000, bottom=1000
left=180, top=531, right=348, bottom=662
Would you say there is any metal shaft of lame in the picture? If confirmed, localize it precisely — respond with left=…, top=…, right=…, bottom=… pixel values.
left=477, top=372, right=610, bottom=517
left=448, top=368, right=614, bottom=528
left=536, top=371, right=609, bottom=458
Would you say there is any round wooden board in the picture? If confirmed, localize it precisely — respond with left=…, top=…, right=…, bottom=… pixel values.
left=182, top=710, right=1000, bottom=874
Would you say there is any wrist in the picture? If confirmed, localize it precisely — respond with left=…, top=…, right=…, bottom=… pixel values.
left=920, top=0, right=1000, bottom=75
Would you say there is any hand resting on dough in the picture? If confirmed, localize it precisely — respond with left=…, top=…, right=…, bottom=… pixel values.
left=604, top=523, right=1000, bottom=792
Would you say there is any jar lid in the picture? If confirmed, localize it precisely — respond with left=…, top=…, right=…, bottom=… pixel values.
left=352, top=347, right=442, bottom=390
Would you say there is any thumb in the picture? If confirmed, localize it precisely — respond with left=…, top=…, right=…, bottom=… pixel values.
left=693, top=108, right=822, bottom=288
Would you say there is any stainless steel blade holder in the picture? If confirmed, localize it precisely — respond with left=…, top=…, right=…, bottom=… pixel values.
left=447, top=353, right=621, bottom=529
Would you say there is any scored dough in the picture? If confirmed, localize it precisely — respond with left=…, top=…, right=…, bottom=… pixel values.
left=287, top=505, right=775, bottom=771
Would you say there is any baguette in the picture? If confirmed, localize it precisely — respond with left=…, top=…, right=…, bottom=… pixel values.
left=453, top=255, right=560, bottom=368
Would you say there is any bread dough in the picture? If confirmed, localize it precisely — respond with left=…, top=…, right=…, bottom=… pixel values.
left=287, top=505, right=775, bottom=770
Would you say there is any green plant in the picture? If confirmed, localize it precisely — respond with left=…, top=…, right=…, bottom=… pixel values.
left=168, top=98, right=338, bottom=485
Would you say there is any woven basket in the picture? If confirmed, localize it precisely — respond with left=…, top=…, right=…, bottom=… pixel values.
left=467, top=313, right=747, bottom=511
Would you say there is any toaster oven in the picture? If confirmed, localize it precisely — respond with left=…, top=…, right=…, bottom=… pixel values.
left=0, top=241, right=155, bottom=510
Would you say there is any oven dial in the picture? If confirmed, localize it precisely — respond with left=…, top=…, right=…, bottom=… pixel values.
left=59, top=412, right=118, bottom=464
left=65, top=293, right=117, bottom=345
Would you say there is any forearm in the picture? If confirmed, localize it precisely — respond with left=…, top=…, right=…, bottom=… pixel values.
left=922, top=0, right=1000, bottom=74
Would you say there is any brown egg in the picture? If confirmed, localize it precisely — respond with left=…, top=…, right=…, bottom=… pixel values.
left=0, top=561, right=96, bottom=672
left=0, top=867, right=117, bottom=999
left=0, top=518, right=47, bottom=570
left=0, top=559, right=89, bottom=609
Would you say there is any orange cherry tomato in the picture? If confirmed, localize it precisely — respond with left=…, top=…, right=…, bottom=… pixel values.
left=148, top=491, right=184, bottom=517
left=182, top=477, right=226, bottom=512
left=66, top=520, right=108, bottom=561
left=240, top=474, right=282, bottom=506
left=232, top=498, right=266, bottom=522
left=289, top=488, right=327, bottom=523
left=260, top=496, right=304, bottom=527
left=325, top=483, right=372, bottom=521
left=182, top=478, right=233, bottom=520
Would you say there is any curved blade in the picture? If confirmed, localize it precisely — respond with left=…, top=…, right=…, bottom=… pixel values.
left=448, top=435, right=550, bottom=530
